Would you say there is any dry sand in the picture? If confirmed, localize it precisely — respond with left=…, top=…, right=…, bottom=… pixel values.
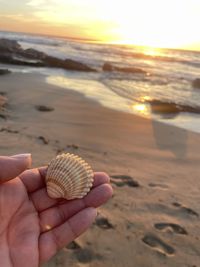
left=1, top=72, right=200, bottom=267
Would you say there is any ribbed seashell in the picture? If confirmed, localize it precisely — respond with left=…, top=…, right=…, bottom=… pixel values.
left=46, top=153, right=94, bottom=200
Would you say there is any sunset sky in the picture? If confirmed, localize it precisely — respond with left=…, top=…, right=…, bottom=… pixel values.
left=0, top=0, right=200, bottom=51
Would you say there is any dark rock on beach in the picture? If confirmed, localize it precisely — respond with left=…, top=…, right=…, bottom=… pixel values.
left=103, top=62, right=147, bottom=74
left=23, top=48, right=47, bottom=60
left=0, top=69, right=11, bottom=75
left=0, top=38, right=96, bottom=72
left=0, top=38, right=22, bottom=53
left=44, top=56, right=96, bottom=72
left=35, top=105, right=54, bottom=112
left=192, top=78, right=200, bottom=89
left=148, top=99, right=200, bottom=115
left=0, top=53, right=45, bottom=67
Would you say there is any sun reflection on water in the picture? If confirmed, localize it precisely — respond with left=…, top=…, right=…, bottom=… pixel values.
left=143, top=47, right=162, bottom=57
left=140, top=95, right=151, bottom=102
left=131, top=96, right=152, bottom=116
left=132, top=103, right=149, bottom=116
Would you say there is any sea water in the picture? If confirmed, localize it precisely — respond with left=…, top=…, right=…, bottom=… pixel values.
left=0, top=30, right=200, bottom=133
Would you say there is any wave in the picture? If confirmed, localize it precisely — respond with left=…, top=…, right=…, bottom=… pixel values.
left=0, top=31, right=63, bottom=47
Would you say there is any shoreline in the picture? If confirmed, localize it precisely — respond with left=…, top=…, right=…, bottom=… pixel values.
left=1, top=34, right=200, bottom=137
left=1, top=72, right=200, bottom=267
left=1, top=69, right=200, bottom=135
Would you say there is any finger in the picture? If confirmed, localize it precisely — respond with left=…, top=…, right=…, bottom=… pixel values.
left=39, top=207, right=97, bottom=264
left=92, top=172, right=110, bottom=187
left=40, top=184, right=113, bottom=232
left=20, top=167, right=47, bottom=192
left=0, top=154, right=31, bottom=183
left=30, top=172, right=111, bottom=212
left=21, top=170, right=109, bottom=193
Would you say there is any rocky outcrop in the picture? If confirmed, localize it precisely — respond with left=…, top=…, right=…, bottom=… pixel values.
left=0, top=69, right=11, bottom=75
left=22, top=48, right=47, bottom=60
left=0, top=38, right=22, bottom=53
left=44, top=57, right=95, bottom=72
left=0, top=38, right=96, bottom=72
left=148, top=100, right=200, bottom=114
left=192, top=78, right=200, bottom=89
left=103, top=62, right=147, bottom=74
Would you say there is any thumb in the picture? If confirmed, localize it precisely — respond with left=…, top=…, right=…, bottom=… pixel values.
left=0, top=154, right=32, bottom=183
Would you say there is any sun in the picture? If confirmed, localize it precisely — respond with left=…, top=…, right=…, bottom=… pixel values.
left=100, top=0, right=200, bottom=50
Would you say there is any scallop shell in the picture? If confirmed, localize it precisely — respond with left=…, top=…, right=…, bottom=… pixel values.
left=46, top=153, right=94, bottom=200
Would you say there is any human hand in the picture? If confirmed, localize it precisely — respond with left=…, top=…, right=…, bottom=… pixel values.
left=0, top=154, right=113, bottom=267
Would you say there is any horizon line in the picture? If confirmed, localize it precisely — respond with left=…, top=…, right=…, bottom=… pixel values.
left=0, top=29, right=200, bottom=53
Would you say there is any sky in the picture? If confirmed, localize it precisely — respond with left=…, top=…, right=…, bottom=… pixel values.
left=0, top=0, right=200, bottom=51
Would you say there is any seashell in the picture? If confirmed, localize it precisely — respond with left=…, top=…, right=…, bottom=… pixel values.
left=46, top=153, right=94, bottom=200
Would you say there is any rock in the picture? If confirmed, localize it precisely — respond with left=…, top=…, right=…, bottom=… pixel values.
left=23, top=48, right=47, bottom=60
left=0, top=38, right=96, bottom=72
left=148, top=100, right=200, bottom=114
left=102, top=63, right=114, bottom=71
left=64, top=58, right=95, bottom=72
left=44, top=56, right=96, bottom=72
left=102, top=62, right=146, bottom=74
left=0, top=69, right=11, bottom=75
left=192, top=78, right=200, bottom=89
left=35, top=105, right=54, bottom=112
left=149, top=100, right=180, bottom=114
left=0, top=54, right=45, bottom=67
left=0, top=38, right=22, bottom=53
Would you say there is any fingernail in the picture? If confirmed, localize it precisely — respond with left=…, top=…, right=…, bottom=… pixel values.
left=12, top=153, right=31, bottom=159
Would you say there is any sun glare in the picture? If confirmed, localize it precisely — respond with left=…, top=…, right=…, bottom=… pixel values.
left=1, top=0, right=200, bottom=50
left=99, top=0, right=200, bottom=50
left=132, top=103, right=149, bottom=115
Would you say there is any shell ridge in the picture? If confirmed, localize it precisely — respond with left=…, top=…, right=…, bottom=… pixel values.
left=46, top=153, right=93, bottom=200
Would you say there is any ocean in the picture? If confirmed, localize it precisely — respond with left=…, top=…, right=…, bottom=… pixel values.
left=0, top=31, right=200, bottom=133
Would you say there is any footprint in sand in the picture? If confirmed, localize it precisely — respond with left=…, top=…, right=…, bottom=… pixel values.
left=67, top=242, right=102, bottom=263
left=75, top=248, right=102, bottom=263
left=142, top=233, right=175, bottom=256
left=0, top=114, right=7, bottom=120
left=154, top=223, right=188, bottom=235
left=172, top=202, right=199, bottom=217
left=66, top=241, right=81, bottom=250
left=95, top=215, right=114, bottom=229
left=38, top=136, right=49, bottom=145
left=148, top=183, right=169, bottom=190
left=0, top=127, right=19, bottom=134
left=111, top=175, right=140, bottom=187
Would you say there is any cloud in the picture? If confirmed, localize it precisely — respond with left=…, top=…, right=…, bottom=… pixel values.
left=27, top=0, right=49, bottom=7
left=0, top=13, right=36, bottom=23
left=25, top=0, right=108, bottom=26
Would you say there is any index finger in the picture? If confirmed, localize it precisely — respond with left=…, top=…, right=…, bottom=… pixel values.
left=19, top=166, right=47, bottom=192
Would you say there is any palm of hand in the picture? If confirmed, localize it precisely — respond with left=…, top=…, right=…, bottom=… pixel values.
left=0, top=168, right=112, bottom=267
left=0, top=178, right=40, bottom=267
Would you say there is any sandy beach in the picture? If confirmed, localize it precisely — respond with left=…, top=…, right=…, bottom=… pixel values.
left=1, top=72, right=200, bottom=267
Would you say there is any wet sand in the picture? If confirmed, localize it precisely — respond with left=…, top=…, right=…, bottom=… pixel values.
left=1, top=72, right=200, bottom=267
